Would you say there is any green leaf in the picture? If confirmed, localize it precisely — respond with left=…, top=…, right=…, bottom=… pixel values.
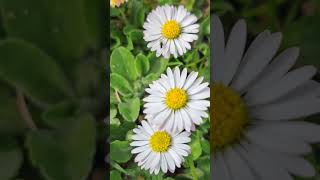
left=110, top=47, right=138, bottom=81
left=129, top=0, right=145, bottom=27
left=0, top=137, right=23, bottom=180
left=110, top=140, right=132, bottom=163
left=26, top=114, right=96, bottom=180
left=110, top=121, right=135, bottom=141
left=110, top=73, right=133, bottom=96
left=135, top=53, right=150, bottom=77
left=190, top=132, right=202, bottom=160
left=200, top=16, right=210, bottom=36
left=185, top=50, right=200, bottom=63
left=110, top=108, right=117, bottom=119
left=200, top=140, right=210, bottom=154
left=148, top=54, right=169, bottom=76
left=0, top=0, right=95, bottom=66
left=118, top=98, right=140, bottom=122
left=141, top=73, right=158, bottom=85
left=0, top=39, right=73, bottom=105
left=125, top=28, right=144, bottom=46
left=110, top=170, right=122, bottom=180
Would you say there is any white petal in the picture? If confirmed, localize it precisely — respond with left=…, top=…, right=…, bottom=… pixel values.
left=231, top=32, right=282, bottom=92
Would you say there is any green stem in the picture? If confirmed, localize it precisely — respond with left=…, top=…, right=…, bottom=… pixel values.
left=16, top=89, right=37, bottom=130
left=189, top=157, right=198, bottom=180
left=119, top=8, right=128, bottom=24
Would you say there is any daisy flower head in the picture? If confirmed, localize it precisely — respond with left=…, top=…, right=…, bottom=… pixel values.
left=143, top=5, right=199, bottom=59
left=143, top=66, right=210, bottom=132
left=211, top=15, right=320, bottom=179
left=130, top=121, right=191, bottom=175
left=110, top=0, right=127, bottom=8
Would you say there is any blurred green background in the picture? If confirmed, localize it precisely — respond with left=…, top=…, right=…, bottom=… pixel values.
left=0, top=0, right=107, bottom=179
left=214, top=0, right=320, bottom=179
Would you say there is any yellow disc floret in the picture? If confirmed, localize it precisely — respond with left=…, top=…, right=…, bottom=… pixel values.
left=162, top=20, right=181, bottom=39
left=211, top=83, right=249, bottom=152
left=165, top=88, right=188, bottom=110
left=149, top=131, right=171, bottom=152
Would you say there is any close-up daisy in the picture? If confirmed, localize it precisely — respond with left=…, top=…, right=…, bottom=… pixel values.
left=143, top=5, right=199, bottom=59
left=211, top=15, right=320, bottom=179
left=143, top=67, right=210, bottom=132
left=110, top=0, right=127, bottom=8
left=130, top=120, right=191, bottom=175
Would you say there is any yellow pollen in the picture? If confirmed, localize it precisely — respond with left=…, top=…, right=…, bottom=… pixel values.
left=162, top=20, right=181, bottom=39
left=165, top=88, right=188, bottom=110
left=149, top=131, right=171, bottom=152
left=210, top=83, right=249, bottom=152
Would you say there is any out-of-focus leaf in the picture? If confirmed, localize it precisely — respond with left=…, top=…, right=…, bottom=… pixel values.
left=284, top=12, right=320, bottom=68
left=110, top=73, right=133, bottom=96
left=110, top=140, right=132, bottom=163
left=0, top=0, right=95, bottom=66
left=74, top=62, right=103, bottom=98
left=84, top=0, right=106, bottom=48
left=110, top=47, right=138, bottom=81
left=0, top=39, right=73, bottom=105
left=41, top=101, right=79, bottom=129
left=118, top=98, right=140, bottom=122
left=135, top=53, right=150, bottom=77
left=0, top=84, right=26, bottom=134
left=26, top=114, right=96, bottom=180
left=110, top=170, right=122, bottom=180
left=0, top=137, right=22, bottom=180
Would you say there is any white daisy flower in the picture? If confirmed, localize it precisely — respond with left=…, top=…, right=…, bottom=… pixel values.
left=130, top=120, right=191, bottom=175
left=143, top=5, right=199, bottom=59
left=143, top=67, right=210, bottom=132
left=211, top=15, right=320, bottom=180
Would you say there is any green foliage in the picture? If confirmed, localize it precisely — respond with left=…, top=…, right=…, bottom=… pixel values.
left=110, top=0, right=210, bottom=179
left=0, top=39, right=73, bottom=105
left=0, top=0, right=99, bottom=67
left=0, top=137, right=23, bottom=180
left=26, top=114, right=96, bottom=180
left=110, top=140, right=132, bottom=163
left=118, top=98, right=140, bottom=122
left=111, top=47, right=138, bottom=81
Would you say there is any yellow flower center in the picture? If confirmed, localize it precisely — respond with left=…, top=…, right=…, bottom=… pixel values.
left=110, top=0, right=125, bottom=7
left=149, top=131, right=171, bottom=152
left=165, top=88, right=188, bottom=110
left=210, top=83, right=249, bottom=152
left=161, top=20, right=181, bottom=40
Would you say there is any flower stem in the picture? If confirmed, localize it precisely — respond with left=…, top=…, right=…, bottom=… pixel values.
left=189, top=157, right=198, bottom=180
left=16, top=89, right=37, bottom=130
